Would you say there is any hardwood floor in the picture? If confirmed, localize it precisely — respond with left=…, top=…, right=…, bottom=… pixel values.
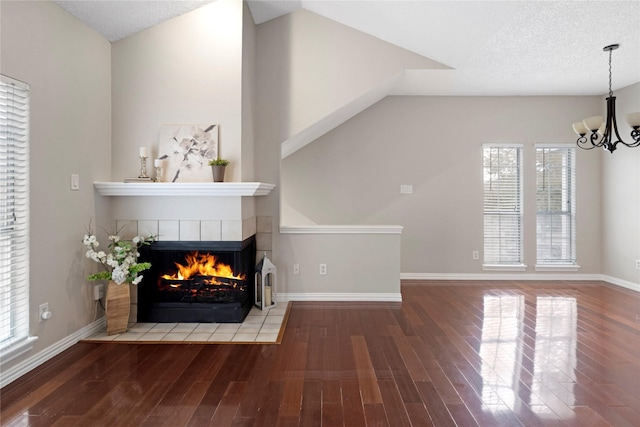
left=2, top=280, right=640, bottom=426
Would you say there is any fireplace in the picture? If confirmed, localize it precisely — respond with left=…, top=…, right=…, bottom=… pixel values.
left=137, top=236, right=256, bottom=323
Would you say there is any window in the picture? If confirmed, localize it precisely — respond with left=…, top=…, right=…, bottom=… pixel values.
left=535, top=146, right=576, bottom=265
left=483, top=145, right=523, bottom=266
left=0, top=74, right=30, bottom=354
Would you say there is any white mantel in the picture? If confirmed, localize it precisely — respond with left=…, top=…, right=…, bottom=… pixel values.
left=94, top=182, right=275, bottom=197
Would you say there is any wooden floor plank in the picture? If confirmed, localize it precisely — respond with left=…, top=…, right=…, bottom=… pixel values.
left=278, top=378, right=304, bottom=419
left=3, top=280, right=640, bottom=427
left=251, top=380, right=284, bottom=427
left=351, top=335, right=383, bottom=404
left=298, top=380, right=321, bottom=427
left=209, top=381, right=246, bottom=427
left=340, top=379, right=366, bottom=427
left=377, top=379, right=412, bottom=427
left=362, top=403, right=389, bottom=427
left=160, top=380, right=209, bottom=426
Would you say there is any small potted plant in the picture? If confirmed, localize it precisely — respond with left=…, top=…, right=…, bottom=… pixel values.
left=208, top=158, right=229, bottom=182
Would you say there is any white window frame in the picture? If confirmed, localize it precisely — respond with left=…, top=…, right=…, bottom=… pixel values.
left=482, top=144, right=525, bottom=270
left=535, top=144, right=579, bottom=271
left=0, top=74, right=35, bottom=363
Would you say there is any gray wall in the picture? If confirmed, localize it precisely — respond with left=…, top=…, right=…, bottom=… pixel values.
left=111, top=0, right=245, bottom=182
left=254, top=8, right=451, bottom=288
left=241, top=1, right=256, bottom=182
left=602, top=82, right=640, bottom=285
left=282, top=95, right=604, bottom=275
left=0, top=0, right=111, bottom=371
left=254, top=8, right=448, bottom=217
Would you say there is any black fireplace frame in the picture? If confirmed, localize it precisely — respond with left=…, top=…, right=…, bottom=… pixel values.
left=137, top=236, right=256, bottom=323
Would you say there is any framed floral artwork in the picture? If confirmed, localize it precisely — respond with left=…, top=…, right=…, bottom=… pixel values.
left=157, top=124, right=218, bottom=182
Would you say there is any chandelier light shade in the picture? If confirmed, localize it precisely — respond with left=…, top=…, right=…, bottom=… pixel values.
left=573, top=44, right=640, bottom=153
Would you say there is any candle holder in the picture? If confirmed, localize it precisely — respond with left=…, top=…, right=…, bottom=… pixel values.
left=138, top=156, right=149, bottom=179
left=154, top=166, right=162, bottom=182
left=255, top=253, right=277, bottom=310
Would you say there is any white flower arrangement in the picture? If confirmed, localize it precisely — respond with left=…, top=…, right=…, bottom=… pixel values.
left=82, top=231, right=155, bottom=285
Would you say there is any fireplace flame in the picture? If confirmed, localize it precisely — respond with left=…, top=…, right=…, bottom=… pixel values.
left=161, top=252, right=245, bottom=280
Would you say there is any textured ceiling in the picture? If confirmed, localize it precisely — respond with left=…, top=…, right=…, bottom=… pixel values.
left=53, top=0, right=215, bottom=42
left=54, top=0, right=640, bottom=96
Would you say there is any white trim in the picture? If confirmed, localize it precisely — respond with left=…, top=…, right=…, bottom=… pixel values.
left=483, top=264, right=527, bottom=272
left=279, top=225, right=403, bottom=235
left=0, top=74, right=29, bottom=90
left=400, top=273, right=640, bottom=293
left=94, top=182, right=276, bottom=197
left=535, top=264, right=581, bottom=272
left=279, top=293, right=402, bottom=302
left=401, top=272, right=603, bottom=281
left=534, top=143, right=574, bottom=149
left=601, top=275, right=640, bottom=293
left=0, top=336, right=38, bottom=364
left=482, top=142, right=524, bottom=148
left=0, top=317, right=106, bottom=388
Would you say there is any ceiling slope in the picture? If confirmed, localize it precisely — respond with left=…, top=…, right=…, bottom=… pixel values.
left=53, top=1, right=639, bottom=96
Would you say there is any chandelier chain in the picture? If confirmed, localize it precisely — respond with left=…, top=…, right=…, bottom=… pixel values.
left=608, top=48, right=613, bottom=98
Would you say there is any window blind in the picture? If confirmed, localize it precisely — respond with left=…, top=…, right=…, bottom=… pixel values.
left=483, top=145, right=523, bottom=264
left=535, top=146, right=576, bottom=264
left=0, top=74, right=30, bottom=350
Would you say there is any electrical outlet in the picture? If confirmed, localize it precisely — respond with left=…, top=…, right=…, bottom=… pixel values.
left=473, top=251, right=479, bottom=260
left=319, top=264, right=327, bottom=275
left=635, top=259, right=640, bottom=270
left=293, top=264, right=300, bottom=275
left=94, top=283, right=104, bottom=300
left=39, top=303, right=49, bottom=323
left=400, top=184, right=413, bottom=194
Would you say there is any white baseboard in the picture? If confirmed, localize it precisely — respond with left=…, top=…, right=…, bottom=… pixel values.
left=401, top=272, right=604, bottom=281
left=400, top=272, right=640, bottom=293
left=0, top=317, right=106, bottom=389
left=601, top=275, right=640, bottom=293
left=279, top=273, right=640, bottom=301
left=279, top=293, right=402, bottom=302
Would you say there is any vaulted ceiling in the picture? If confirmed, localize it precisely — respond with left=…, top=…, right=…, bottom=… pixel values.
left=54, top=1, right=640, bottom=96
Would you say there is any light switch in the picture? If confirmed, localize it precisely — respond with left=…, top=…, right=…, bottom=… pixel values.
left=70, top=174, right=80, bottom=191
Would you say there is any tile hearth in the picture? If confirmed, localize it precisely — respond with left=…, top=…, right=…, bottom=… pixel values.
left=83, top=303, right=289, bottom=344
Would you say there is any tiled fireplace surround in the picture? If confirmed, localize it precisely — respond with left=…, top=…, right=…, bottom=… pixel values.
left=118, top=216, right=272, bottom=248
left=95, top=182, right=275, bottom=324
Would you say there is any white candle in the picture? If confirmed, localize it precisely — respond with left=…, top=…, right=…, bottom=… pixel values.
left=139, top=147, right=148, bottom=157
left=265, top=286, right=272, bottom=306
left=154, top=159, right=162, bottom=167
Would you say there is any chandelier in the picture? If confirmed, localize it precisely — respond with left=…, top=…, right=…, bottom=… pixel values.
left=572, top=44, right=640, bottom=153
